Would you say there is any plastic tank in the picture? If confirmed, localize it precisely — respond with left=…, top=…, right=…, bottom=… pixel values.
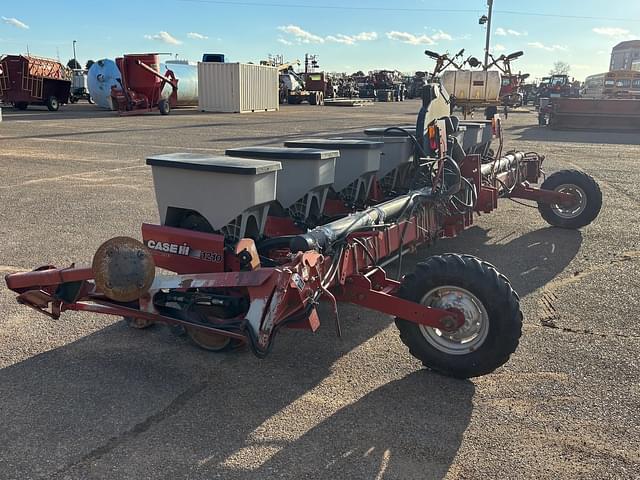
left=87, top=59, right=122, bottom=110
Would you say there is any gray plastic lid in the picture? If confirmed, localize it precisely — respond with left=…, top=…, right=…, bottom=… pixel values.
left=284, top=138, right=383, bottom=150
left=146, top=153, right=281, bottom=175
left=363, top=125, right=417, bottom=136
left=226, top=146, right=340, bottom=160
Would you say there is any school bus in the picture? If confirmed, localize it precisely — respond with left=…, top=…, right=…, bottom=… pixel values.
left=603, top=70, right=640, bottom=99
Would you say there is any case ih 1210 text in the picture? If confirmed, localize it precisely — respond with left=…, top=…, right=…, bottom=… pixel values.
left=5, top=83, right=601, bottom=379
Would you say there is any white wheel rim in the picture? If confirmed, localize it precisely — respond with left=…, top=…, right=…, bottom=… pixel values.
left=418, top=285, right=489, bottom=355
left=550, top=183, right=587, bottom=219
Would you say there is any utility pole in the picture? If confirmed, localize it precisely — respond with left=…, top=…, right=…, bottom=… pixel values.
left=483, top=0, right=494, bottom=70
left=73, top=40, right=77, bottom=68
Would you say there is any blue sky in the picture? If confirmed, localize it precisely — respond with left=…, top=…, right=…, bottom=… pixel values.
left=1, top=0, right=639, bottom=80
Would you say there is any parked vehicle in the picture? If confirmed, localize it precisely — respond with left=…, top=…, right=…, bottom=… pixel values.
left=0, top=55, right=71, bottom=111
left=603, top=70, right=640, bottom=99
left=69, top=69, right=94, bottom=104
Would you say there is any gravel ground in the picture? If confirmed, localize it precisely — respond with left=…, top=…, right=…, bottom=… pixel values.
left=0, top=101, right=638, bottom=480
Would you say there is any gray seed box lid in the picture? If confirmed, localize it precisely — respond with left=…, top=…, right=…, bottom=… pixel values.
left=283, top=138, right=383, bottom=150
left=146, top=153, right=281, bottom=175
left=226, top=146, right=340, bottom=160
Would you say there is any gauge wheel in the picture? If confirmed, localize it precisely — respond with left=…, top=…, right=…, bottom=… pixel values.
left=537, top=169, right=602, bottom=229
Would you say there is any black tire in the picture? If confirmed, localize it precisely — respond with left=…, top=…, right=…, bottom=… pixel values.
left=14, top=102, right=28, bottom=110
left=46, top=96, right=59, bottom=111
left=318, top=91, right=324, bottom=106
left=88, top=96, right=95, bottom=104
left=309, top=92, right=318, bottom=105
left=69, top=96, right=77, bottom=104
left=158, top=99, right=170, bottom=115
left=537, top=169, right=602, bottom=229
left=394, top=254, right=522, bottom=379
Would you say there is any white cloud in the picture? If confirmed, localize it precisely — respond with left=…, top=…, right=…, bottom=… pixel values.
left=432, top=30, right=452, bottom=41
left=144, top=31, right=182, bottom=45
left=527, top=41, right=568, bottom=52
left=386, top=31, right=435, bottom=45
left=278, top=26, right=377, bottom=45
left=495, top=27, right=526, bottom=36
left=187, top=32, right=208, bottom=40
left=493, top=44, right=506, bottom=52
left=353, top=31, right=377, bottom=41
left=326, top=31, right=377, bottom=45
left=1, top=16, right=29, bottom=29
left=278, top=25, right=324, bottom=44
left=592, top=27, right=633, bottom=39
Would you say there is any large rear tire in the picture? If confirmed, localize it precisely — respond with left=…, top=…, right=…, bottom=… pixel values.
left=537, top=169, right=602, bottom=229
left=395, top=254, right=522, bottom=379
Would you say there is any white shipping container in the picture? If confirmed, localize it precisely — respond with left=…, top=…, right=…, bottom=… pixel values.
left=198, top=62, right=279, bottom=113
left=440, top=70, right=501, bottom=103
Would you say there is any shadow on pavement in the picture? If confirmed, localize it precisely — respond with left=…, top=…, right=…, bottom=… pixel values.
left=0, top=297, right=473, bottom=479
left=409, top=225, right=583, bottom=298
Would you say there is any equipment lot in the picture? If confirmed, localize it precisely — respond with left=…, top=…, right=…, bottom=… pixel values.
left=0, top=102, right=639, bottom=479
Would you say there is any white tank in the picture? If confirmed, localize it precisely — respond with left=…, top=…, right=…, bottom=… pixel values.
left=440, top=70, right=501, bottom=103
left=161, top=61, right=198, bottom=106
left=87, top=59, right=121, bottom=110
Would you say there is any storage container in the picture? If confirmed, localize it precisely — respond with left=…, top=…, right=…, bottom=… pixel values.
left=198, top=62, right=279, bottom=113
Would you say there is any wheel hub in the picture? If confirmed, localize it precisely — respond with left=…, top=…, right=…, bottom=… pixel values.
left=551, top=184, right=587, bottom=219
left=419, top=286, right=489, bottom=355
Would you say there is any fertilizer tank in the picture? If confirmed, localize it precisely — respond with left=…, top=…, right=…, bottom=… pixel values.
left=88, top=57, right=199, bottom=110
left=162, top=61, right=198, bottom=105
left=87, top=59, right=122, bottom=110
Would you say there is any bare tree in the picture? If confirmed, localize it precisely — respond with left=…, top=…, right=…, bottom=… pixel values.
left=549, top=61, right=570, bottom=75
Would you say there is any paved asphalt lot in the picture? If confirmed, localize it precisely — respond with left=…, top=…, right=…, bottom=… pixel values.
left=0, top=101, right=638, bottom=479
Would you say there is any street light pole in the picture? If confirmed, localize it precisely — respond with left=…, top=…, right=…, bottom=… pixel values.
left=73, top=40, right=77, bottom=68
left=484, top=0, right=494, bottom=70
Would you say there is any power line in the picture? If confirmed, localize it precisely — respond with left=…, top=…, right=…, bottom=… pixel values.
left=177, top=0, right=640, bottom=22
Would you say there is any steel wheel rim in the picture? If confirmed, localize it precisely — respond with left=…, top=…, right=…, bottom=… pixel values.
left=551, top=183, right=587, bottom=219
left=418, top=285, right=489, bottom=355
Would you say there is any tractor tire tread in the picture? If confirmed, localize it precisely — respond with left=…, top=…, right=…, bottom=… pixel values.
left=395, top=253, right=522, bottom=379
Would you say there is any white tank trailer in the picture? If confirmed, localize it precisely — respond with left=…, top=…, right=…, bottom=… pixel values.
left=88, top=58, right=198, bottom=110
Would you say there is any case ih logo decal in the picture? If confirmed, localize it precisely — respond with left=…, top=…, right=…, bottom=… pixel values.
left=147, top=240, right=190, bottom=255
left=146, top=240, right=223, bottom=263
